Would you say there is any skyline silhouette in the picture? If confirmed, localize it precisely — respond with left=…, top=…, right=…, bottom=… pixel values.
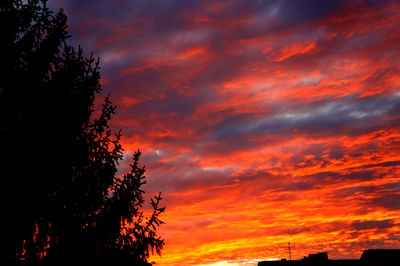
left=258, top=249, right=400, bottom=266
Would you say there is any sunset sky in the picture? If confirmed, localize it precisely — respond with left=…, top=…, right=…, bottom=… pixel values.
left=51, top=0, right=400, bottom=265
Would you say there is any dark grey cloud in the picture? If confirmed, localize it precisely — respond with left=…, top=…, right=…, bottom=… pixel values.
left=350, top=219, right=394, bottom=231
left=200, top=94, right=400, bottom=156
left=278, top=0, right=342, bottom=25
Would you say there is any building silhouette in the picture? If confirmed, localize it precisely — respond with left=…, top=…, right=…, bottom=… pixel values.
left=258, top=249, right=400, bottom=266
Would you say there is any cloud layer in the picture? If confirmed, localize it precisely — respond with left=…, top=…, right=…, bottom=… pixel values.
left=54, top=0, right=400, bottom=264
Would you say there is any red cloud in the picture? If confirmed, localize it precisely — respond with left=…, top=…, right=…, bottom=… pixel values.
left=62, top=0, right=400, bottom=264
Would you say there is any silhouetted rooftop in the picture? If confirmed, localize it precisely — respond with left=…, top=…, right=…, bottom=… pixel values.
left=258, top=249, right=400, bottom=266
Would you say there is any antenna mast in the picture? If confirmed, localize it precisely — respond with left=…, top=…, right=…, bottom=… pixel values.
left=288, top=242, right=292, bottom=261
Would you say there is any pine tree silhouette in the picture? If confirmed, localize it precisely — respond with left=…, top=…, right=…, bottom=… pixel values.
left=0, top=1, right=165, bottom=265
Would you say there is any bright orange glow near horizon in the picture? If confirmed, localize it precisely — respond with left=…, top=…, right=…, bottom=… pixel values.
left=56, top=0, right=400, bottom=264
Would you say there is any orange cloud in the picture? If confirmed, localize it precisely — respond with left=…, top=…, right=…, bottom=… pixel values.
left=273, top=41, right=317, bottom=62
left=65, top=0, right=400, bottom=264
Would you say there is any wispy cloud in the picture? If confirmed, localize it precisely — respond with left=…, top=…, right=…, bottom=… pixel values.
left=56, top=0, right=400, bottom=264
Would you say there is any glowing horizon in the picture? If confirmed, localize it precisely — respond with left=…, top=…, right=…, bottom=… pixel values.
left=53, top=0, right=400, bottom=264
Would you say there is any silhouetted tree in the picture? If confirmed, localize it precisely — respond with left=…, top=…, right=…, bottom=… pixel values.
left=0, top=1, right=164, bottom=265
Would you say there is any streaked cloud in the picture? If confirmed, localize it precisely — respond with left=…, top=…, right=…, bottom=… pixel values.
left=54, top=0, right=400, bottom=264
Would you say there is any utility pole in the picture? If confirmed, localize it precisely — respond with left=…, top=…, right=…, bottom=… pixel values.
left=288, top=242, right=292, bottom=261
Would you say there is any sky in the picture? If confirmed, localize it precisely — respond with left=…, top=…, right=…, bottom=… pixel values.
left=50, top=0, right=400, bottom=265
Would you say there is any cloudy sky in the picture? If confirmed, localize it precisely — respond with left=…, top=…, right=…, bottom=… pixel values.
left=51, top=0, right=400, bottom=264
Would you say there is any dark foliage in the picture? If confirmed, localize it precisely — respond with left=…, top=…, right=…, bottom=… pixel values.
left=0, top=0, right=165, bottom=265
